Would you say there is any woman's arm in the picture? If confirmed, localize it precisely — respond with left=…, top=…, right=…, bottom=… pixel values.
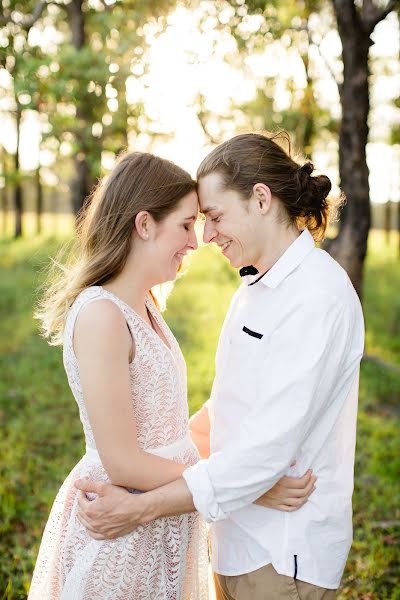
left=76, top=469, right=316, bottom=539
left=74, top=299, right=186, bottom=491
left=189, top=404, right=210, bottom=458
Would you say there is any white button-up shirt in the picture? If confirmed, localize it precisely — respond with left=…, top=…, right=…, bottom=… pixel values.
left=183, top=229, right=365, bottom=589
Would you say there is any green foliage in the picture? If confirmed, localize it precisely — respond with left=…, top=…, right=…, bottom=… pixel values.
left=194, top=0, right=339, bottom=152
left=0, top=230, right=399, bottom=598
left=45, top=43, right=112, bottom=174
left=0, top=0, right=178, bottom=191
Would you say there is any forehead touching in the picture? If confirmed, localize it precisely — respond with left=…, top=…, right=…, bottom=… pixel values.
left=198, top=172, right=241, bottom=214
left=170, top=189, right=199, bottom=220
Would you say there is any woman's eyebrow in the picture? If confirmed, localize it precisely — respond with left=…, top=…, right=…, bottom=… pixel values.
left=184, top=215, right=198, bottom=221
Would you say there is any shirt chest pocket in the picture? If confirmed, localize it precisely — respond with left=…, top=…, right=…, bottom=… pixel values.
left=226, top=324, right=267, bottom=377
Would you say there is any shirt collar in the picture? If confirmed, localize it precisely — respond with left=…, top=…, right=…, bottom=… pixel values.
left=249, top=229, right=315, bottom=289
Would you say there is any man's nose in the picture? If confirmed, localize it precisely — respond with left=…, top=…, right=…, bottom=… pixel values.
left=203, top=220, right=216, bottom=244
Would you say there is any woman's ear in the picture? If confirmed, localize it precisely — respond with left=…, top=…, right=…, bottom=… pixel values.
left=252, top=183, right=272, bottom=214
left=134, top=211, right=151, bottom=240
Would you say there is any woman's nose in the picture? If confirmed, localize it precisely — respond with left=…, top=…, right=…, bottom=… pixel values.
left=189, top=227, right=198, bottom=250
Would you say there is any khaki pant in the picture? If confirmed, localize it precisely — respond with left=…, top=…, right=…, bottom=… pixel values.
left=214, top=563, right=336, bottom=600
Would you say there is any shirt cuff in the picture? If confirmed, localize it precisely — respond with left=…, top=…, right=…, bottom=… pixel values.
left=182, top=459, right=228, bottom=523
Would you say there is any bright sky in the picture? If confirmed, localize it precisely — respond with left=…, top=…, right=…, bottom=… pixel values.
left=0, top=3, right=399, bottom=202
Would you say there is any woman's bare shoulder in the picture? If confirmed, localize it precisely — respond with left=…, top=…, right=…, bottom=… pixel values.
left=74, top=298, right=129, bottom=350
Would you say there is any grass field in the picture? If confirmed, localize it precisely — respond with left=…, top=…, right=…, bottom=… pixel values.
left=0, top=231, right=399, bottom=599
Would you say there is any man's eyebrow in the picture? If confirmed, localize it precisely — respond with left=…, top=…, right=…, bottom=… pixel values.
left=183, top=215, right=198, bottom=221
left=201, top=206, right=218, bottom=214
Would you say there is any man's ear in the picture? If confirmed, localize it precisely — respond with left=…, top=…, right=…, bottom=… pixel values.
left=252, top=183, right=272, bottom=215
left=134, top=211, right=151, bottom=240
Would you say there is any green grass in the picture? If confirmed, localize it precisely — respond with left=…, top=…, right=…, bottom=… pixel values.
left=0, top=230, right=399, bottom=599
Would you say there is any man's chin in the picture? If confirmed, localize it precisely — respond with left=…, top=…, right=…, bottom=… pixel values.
left=226, top=255, right=244, bottom=269
left=224, top=255, right=237, bottom=266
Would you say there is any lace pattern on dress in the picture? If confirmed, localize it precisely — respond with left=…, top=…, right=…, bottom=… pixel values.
left=28, top=286, right=209, bottom=600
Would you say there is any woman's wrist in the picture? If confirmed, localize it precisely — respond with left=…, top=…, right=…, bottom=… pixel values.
left=135, top=477, right=196, bottom=525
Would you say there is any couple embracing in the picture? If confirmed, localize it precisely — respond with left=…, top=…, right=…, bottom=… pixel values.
left=29, top=132, right=364, bottom=600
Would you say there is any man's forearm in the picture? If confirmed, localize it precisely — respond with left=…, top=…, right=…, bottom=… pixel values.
left=138, top=477, right=196, bottom=524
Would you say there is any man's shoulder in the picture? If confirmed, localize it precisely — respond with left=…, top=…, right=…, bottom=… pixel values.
left=298, top=247, right=356, bottom=304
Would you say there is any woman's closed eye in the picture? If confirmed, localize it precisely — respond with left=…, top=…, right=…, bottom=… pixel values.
left=211, top=215, right=221, bottom=223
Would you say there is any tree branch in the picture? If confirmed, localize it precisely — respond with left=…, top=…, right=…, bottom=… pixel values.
left=362, top=0, right=396, bottom=35
left=25, top=1, right=47, bottom=27
left=363, top=353, right=400, bottom=375
left=0, top=0, right=12, bottom=27
left=370, top=520, right=400, bottom=529
left=313, top=38, right=343, bottom=94
left=0, top=1, right=47, bottom=29
left=195, top=93, right=221, bottom=146
left=96, top=0, right=114, bottom=12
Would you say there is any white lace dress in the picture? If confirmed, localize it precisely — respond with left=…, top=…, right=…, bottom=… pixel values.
left=28, top=286, right=209, bottom=600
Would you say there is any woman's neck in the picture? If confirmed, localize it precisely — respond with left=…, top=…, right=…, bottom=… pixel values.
left=103, top=247, right=156, bottom=314
left=103, top=266, right=151, bottom=316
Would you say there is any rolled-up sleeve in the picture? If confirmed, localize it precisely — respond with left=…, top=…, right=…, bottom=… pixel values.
left=183, top=293, right=355, bottom=522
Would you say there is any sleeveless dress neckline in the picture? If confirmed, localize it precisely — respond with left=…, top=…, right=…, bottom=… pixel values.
left=96, top=285, right=173, bottom=354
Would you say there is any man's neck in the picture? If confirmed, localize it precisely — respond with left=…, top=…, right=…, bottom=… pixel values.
left=253, top=226, right=300, bottom=274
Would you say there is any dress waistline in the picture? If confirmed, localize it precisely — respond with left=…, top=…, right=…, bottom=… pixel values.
left=84, top=431, right=193, bottom=462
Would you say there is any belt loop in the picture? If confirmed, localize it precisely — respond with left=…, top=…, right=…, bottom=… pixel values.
left=294, top=555, right=298, bottom=580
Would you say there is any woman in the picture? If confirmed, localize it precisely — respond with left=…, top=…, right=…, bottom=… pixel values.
left=29, top=151, right=312, bottom=600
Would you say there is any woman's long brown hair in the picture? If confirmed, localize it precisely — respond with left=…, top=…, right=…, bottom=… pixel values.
left=35, top=152, right=196, bottom=345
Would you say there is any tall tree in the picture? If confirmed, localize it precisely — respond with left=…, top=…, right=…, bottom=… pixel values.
left=0, top=145, right=7, bottom=236
left=323, top=0, right=397, bottom=297
left=211, top=1, right=337, bottom=152
left=65, top=0, right=90, bottom=214
left=1, top=0, right=180, bottom=228
left=206, top=0, right=398, bottom=297
left=45, top=0, right=178, bottom=214
left=0, top=0, right=48, bottom=237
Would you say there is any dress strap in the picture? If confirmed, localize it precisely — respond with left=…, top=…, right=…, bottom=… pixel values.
left=63, top=286, right=134, bottom=357
left=66, top=287, right=104, bottom=332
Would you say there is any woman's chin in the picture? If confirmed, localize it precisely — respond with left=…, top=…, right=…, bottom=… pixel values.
left=163, top=267, right=180, bottom=283
left=158, top=273, right=174, bottom=285
left=173, top=257, right=185, bottom=274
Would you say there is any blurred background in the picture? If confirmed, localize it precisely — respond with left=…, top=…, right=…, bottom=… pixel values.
left=0, top=1, right=399, bottom=598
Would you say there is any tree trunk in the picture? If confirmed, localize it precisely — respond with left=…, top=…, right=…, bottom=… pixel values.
left=324, top=0, right=395, bottom=299
left=323, top=1, right=370, bottom=297
left=384, top=201, right=391, bottom=245
left=66, top=0, right=92, bottom=214
left=36, top=165, right=43, bottom=235
left=14, top=102, right=23, bottom=238
left=397, top=199, right=400, bottom=258
left=71, top=154, right=90, bottom=215
left=1, top=146, right=7, bottom=237
left=67, top=0, right=85, bottom=48
left=0, top=185, right=5, bottom=237
left=298, top=15, right=316, bottom=155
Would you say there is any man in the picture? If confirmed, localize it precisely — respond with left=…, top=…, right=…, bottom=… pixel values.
left=76, top=133, right=364, bottom=599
